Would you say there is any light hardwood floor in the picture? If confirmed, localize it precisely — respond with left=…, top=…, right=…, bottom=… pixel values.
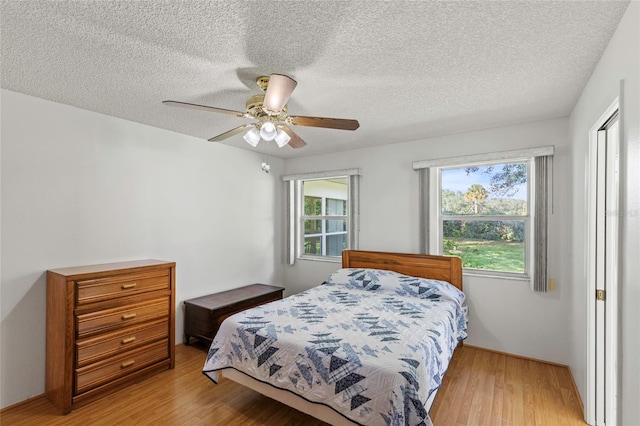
left=2, top=344, right=585, bottom=425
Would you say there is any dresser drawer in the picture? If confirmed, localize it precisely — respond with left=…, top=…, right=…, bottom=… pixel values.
left=76, top=319, right=168, bottom=367
left=76, top=298, right=169, bottom=338
left=76, top=270, right=170, bottom=305
left=75, top=340, right=168, bottom=394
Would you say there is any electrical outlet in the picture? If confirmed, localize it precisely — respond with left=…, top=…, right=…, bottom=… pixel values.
left=549, top=279, right=555, bottom=291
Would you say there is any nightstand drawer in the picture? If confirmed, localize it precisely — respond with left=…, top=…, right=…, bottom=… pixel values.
left=76, top=270, right=170, bottom=305
left=76, top=319, right=168, bottom=367
left=76, top=298, right=169, bottom=338
left=75, top=340, right=168, bottom=394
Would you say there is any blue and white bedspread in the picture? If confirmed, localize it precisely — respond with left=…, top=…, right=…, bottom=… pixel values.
left=203, top=268, right=468, bottom=426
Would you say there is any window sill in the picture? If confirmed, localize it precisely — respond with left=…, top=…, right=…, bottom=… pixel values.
left=297, top=255, right=342, bottom=264
left=463, top=270, right=531, bottom=282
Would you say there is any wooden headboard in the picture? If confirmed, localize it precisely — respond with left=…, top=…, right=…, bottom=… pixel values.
left=342, top=250, right=463, bottom=291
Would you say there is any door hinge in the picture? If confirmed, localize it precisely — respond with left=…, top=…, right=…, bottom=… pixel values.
left=596, top=289, right=606, bottom=301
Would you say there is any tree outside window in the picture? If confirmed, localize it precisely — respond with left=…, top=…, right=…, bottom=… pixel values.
left=440, top=161, right=529, bottom=274
left=302, top=178, right=348, bottom=257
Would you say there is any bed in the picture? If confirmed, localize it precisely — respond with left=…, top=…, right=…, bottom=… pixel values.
left=202, top=250, right=467, bottom=426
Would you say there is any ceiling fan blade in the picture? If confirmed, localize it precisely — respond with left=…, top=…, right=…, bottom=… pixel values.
left=208, top=124, right=256, bottom=142
left=163, top=100, right=248, bottom=118
left=289, top=115, right=360, bottom=131
left=263, top=74, right=297, bottom=113
left=277, top=125, right=307, bottom=149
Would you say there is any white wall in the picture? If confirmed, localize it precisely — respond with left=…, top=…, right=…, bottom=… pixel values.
left=569, top=2, right=639, bottom=424
left=283, top=117, right=573, bottom=365
left=0, top=90, right=284, bottom=409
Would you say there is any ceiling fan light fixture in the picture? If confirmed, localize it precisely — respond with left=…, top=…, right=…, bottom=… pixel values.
left=243, top=127, right=261, bottom=147
left=262, top=74, right=297, bottom=113
left=259, top=121, right=277, bottom=141
left=274, top=129, right=291, bottom=148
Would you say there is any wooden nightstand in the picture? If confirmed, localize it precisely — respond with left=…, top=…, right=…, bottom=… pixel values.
left=183, top=284, right=284, bottom=346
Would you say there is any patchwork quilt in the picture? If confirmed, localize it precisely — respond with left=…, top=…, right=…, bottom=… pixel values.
left=202, top=268, right=468, bottom=426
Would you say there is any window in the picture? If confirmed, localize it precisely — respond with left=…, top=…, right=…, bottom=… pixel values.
left=439, top=161, right=530, bottom=276
left=414, top=146, right=553, bottom=288
left=302, top=179, right=348, bottom=256
left=283, top=169, right=360, bottom=263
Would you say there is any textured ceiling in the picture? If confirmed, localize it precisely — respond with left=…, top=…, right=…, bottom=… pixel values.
left=0, top=1, right=630, bottom=159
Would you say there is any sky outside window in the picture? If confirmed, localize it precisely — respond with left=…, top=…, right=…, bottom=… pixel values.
left=442, top=165, right=527, bottom=201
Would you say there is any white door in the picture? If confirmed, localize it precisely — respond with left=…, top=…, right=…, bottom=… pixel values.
left=588, top=105, right=619, bottom=426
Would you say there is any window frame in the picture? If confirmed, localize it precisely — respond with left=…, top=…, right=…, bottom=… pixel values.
left=429, top=158, right=534, bottom=280
left=301, top=187, right=349, bottom=258
left=283, top=169, right=360, bottom=264
left=414, top=146, right=554, bottom=288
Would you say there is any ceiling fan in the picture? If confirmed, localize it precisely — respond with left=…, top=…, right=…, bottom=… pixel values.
left=163, top=74, right=360, bottom=149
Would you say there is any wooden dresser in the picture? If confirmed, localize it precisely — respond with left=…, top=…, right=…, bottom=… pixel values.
left=46, top=259, right=176, bottom=414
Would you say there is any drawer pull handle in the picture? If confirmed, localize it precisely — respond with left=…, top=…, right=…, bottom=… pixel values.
left=121, top=282, right=137, bottom=289
left=121, top=336, right=136, bottom=344
left=121, top=360, right=135, bottom=368
left=121, top=313, right=137, bottom=320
